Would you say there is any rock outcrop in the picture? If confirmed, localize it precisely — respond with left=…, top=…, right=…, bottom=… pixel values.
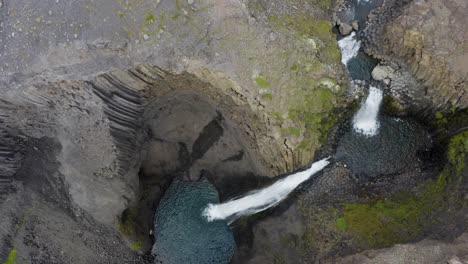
left=363, top=0, right=468, bottom=109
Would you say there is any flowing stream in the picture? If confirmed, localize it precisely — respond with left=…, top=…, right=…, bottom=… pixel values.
left=203, top=158, right=330, bottom=223
left=352, top=87, right=383, bottom=136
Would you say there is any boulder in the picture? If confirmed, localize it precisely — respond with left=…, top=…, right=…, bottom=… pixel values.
left=372, top=65, right=396, bottom=81
left=339, top=23, right=353, bottom=36
left=352, top=20, right=359, bottom=31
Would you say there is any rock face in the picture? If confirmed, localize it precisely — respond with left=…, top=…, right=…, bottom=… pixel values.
left=363, top=0, right=468, bottom=109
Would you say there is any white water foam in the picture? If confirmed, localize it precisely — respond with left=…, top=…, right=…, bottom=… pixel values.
left=353, top=86, right=383, bottom=136
left=337, top=32, right=361, bottom=66
left=203, top=158, right=330, bottom=223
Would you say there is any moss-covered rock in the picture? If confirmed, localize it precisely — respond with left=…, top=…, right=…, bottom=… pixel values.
left=116, top=208, right=146, bottom=252
left=382, top=95, right=404, bottom=116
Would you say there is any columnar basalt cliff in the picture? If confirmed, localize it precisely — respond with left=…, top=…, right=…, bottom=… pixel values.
left=362, top=0, right=468, bottom=109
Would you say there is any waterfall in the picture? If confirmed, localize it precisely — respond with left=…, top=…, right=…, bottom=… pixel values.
left=353, top=86, right=383, bottom=136
left=203, top=158, right=330, bottom=223
left=337, top=32, right=361, bottom=66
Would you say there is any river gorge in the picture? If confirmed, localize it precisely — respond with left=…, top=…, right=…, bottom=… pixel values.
left=0, top=0, right=466, bottom=263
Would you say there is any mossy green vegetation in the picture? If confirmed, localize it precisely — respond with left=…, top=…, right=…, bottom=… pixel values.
left=288, top=87, right=342, bottom=145
left=268, top=14, right=339, bottom=66
left=261, top=93, right=273, bottom=100
left=447, top=130, right=468, bottom=175
left=255, top=76, right=269, bottom=88
left=335, top=217, right=347, bottom=232
left=131, top=240, right=143, bottom=251
left=288, top=127, right=301, bottom=137
left=432, top=108, right=468, bottom=132
left=265, top=12, right=344, bottom=152
left=145, top=13, right=155, bottom=25
left=116, top=208, right=138, bottom=237
left=342, top=130, right=468, bottom=248
left=315, top=0, right=331, bottom=11
left=383, top=95, right=403, bottom=115
left=3, top=249, right=17, bottom=264
left=116, top=208, right=146, bottom=251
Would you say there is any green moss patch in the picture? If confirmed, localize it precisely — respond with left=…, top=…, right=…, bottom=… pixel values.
left=116, top=208, right=138, bottom=237
left=315, top=0, right=331, bottom=11
left=255, top=77, right=270, bottom=88
left=433, top=108, right=468, bottom=132
left=268, top=14, right=340, bottom=66
left=288, top=87, right=341, bottom=144
left=261, top=93, right=273, bottom=100
left=383, top=95, right=404, bottom=115
left=3, top=249, right=17, bottom=264
left=335, top=217, right=347, bottom=231
left=448, top=130, right=468, bottom=175
left=145, top=13, right=155, bottom=24
left=116, top=208, right=146, bottom=251
left=131, top=240, right=143, bottom=251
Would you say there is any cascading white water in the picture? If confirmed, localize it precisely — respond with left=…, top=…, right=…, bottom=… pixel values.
left=337, top=32, right=361, bottom=66
left=203, top=158, right=330, bottom=223
left=353, top=86, right=383, bottom=136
